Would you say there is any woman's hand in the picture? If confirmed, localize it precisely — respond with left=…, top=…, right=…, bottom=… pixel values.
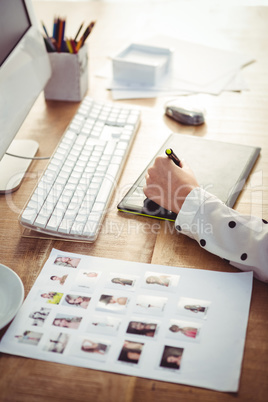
left=143, top=156, right=199, bottom=214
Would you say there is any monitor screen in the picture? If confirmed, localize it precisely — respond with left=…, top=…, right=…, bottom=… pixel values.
left=0, top=0, right=31, bottom=66
left=0, top=0, right=51, bottom=164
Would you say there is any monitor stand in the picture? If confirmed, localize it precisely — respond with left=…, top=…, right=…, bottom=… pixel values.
left=0, top=139, right=39, bottom=193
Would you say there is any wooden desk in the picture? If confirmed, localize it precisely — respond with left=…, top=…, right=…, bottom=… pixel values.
left=0, top=1, right=267, bottom=401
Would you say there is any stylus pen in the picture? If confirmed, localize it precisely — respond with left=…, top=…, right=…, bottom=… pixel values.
left=165, top=148, right=181, bottom=167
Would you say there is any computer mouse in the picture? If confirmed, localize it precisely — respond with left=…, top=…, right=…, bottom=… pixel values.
left=165, top=102, right=205, bottom=126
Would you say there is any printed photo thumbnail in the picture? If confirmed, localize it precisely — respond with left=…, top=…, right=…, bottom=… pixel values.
left=97, top=294, right=129, bottom=313
left=29, top=307, right=51, bottom=327
left=81, top=339, right=110, bottom=355
left=143, top=272, right=180, bottom=291
left=135, top=295, right=167, bottom=315
left=106, top=273, right=139, bottom=291
left=15, top=330, right=43, bottom=346
left=159, top=345, right=184, bottom=371
left=177, top=297, right=211, bottom=319
left=53, top=255, right=81, bottom=269
left=49, top=273, right=68, bottom=286
left=126, top=319, right=159, bottom=338
left=167, top=319, right=202, bottom=341
left=87, top=315, right=121, bottom=335
left=52, top=313, right=83, bottom=329
left=40, top=291, right=64, bottom=305
left=43, top=332, right=70, bottom=354
left=70, top=336, right=111, bottom=362
left=71, top=269, right=101, bottom=293
left=118, top=340, right=144, bottom=365
left=62, top=294, right=91, bottom=309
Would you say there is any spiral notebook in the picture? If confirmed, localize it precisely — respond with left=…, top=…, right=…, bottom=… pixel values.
left=117, top=133, right=261, bottom=221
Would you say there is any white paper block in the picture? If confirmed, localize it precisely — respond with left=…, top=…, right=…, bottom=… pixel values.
left=44, top=45, right=88, bottom=101
left=112, top=43, right=173, bottom=86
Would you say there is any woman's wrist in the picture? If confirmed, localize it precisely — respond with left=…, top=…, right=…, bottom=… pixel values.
left=172, top=184, right=199, bottom=214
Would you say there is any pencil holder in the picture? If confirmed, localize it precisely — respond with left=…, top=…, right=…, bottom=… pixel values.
left=44, top=45, right=88, bottom=101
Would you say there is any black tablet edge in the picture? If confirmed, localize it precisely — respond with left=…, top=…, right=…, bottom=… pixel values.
left=117, top=207, right=177, bottom=222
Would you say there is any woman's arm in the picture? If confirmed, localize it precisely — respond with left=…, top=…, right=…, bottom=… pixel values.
left=144, top=156, right=268, bottom=283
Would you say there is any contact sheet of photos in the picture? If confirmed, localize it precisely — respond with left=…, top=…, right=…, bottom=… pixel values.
left=0, top=249, right=253, bottom=392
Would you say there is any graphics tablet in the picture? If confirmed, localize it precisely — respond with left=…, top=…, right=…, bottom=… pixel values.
left=117, top=133, right=261, bottom=221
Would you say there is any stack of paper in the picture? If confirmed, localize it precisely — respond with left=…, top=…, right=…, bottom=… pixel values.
left=100, top=35, right=254, bottom=100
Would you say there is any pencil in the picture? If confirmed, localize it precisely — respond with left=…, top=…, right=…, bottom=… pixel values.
left=70, top=39, right=77, bottom=54
left=57, top=19, right=65, bottom=51
left=74, top=22, right=84, bottom=41
left=60, top=19, right=66, bottom=52
left=53, top=17, right=58, bottom=40
left=82, top=21, right=95, bottom=44
left=75, top=37, right=83, bottom=52
left=41, top=21, right=50, bottom=38
left=76, top=21, right=95, bottom=52
left=66, top=39, right=73, bottom=53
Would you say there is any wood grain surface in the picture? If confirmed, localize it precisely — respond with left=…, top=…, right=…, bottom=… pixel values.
left=0, top=1, right=267, bottom=401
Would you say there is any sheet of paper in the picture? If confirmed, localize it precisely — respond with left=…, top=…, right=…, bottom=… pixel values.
left=100, top=36, right=254, bottom=99
left=110, top=88, right=192, bottom=100
left=110, top=70, right=248, bottom=100
left=0, top=249, right=253, bottom=392
left=107, top=64, right=237, bottom=95
left=143, top=35, right=253, bottom=86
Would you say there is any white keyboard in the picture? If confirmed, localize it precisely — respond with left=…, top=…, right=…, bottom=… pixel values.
left=20, top=97, right=141, bottom=242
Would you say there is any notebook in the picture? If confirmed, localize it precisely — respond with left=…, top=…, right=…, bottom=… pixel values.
left=117, top=133, right=261, bottom=221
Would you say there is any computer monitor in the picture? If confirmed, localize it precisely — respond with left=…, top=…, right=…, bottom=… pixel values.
left=0, top=0, right=51, bottom=193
